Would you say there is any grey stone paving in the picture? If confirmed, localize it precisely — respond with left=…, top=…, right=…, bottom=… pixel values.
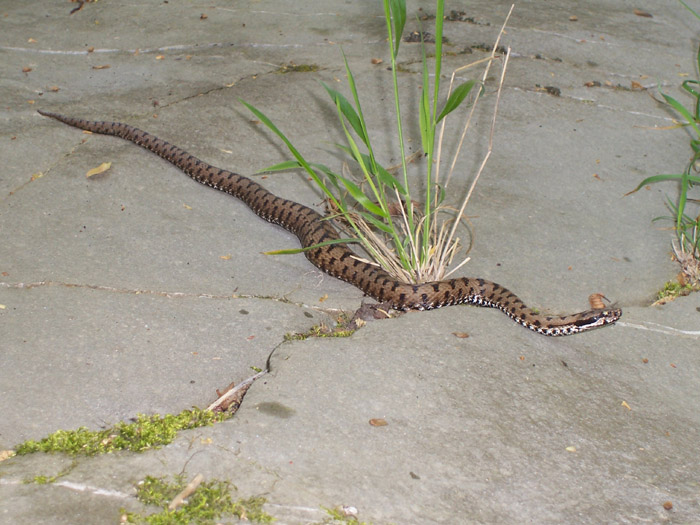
left=1, top=1, right=699, bottom=523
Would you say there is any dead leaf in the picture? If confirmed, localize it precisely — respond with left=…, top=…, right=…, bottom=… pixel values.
left=0, top=450, right=16, bottom=462
left=633, top=8, right=652, bottom=18
left=621, top=400, right=631, bottom=410
left=183, top=203, right=192, bottom=210
left=568, top=15, right=578, bottom=22
left=318, top=294, right=328, bottom=303
left=588, top=293, right=606, bottom=308
left=28, top=38, right=38, bottom=43
left=220, top=254, right=232, bottom=260
left=631, top=80, right=644, bottom=90
left=92, top=65, right=111, bottom=70
left=156, top=55, right=165, bottom=60
left=200, top=13, right=208, bottom=19
left=452, top=331, right=470, bottom=338
left=371, top=58, right=383, bottom=64
left=85, top=162, right=111, bottom=178
left=22, top=67, right=32, bottom=73
left=369, top=418, right=388, bottom=427
left=49, top=86, right=60, bottom=92
left=565, top=446, right=577, bottom=452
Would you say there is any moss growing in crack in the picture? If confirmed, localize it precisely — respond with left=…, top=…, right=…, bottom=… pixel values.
left=276, top=63, right=320, bottom=74
left=15, top=409, right=228, bottom=456
left=121, top=475, right=274, bottom=524
left=285, top=312, right=357, bottom=341
left=284, top=323, right=356, bottom=341
left=317, top=505, right=372, bottom=524
left=23, top=461, right=77, bottom=484
left=655, top=280, right=699, bottom=304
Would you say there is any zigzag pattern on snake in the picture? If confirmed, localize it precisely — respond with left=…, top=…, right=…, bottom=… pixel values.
left=38, top=110, right=621, bottom=336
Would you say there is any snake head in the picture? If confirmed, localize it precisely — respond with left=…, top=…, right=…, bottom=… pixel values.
left=574, top=308, right=622, bottom=331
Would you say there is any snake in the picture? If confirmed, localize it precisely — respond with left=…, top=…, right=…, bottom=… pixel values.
left=38, top=110, right=621, bottom=336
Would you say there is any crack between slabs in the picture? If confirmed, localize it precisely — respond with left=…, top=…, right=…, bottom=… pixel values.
left=0, top=280, right=345, bottom=314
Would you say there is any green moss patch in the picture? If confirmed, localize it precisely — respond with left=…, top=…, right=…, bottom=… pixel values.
left=655, top=280, right=699, bottom=304
left=276, top=63, right=320, bottom=74
left=122, top=475, right=274, bottom=524
left=15, top=409, right=227, bottom=456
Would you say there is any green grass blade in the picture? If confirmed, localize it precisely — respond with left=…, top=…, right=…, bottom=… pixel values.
left=261, top=160, right=304, bottom=172
left=436, top=80, right=479, bottom=123
left=389, top=0, right=406, bottom=56
left=241, top=99, right=345, bottom=211
left=357, top=210, right=395, bottom=234
left=336, top=173, right=387, bottom=217
left=625, top=173, right=700, bottom=195
left=374, top=162, right=408, bottom=196
left=660, top=89, right=700, bottom=137
left=419, top=74, right=431, bottom=154
left=681, top=79, right=700, bottom=99
left=679, top=0, right=700, bottom=20
left=432, top=0, right=444, bottom=117
left=321, top=82, right=367, bottom=145
left=334, top=144, right=407, bottom=196
left=264, top=237, right=359, bottom=255
left=340, top=51, right=379, bottom=169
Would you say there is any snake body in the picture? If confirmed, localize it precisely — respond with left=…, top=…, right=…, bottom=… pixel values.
left=39, top=111, right=621, bottom=336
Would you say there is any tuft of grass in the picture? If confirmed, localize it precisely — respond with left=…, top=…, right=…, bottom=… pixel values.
left=627, top=0, right=700, bottom=280
left=241, top=1, right=513, bottom=285
left=121, top=475, right=274, bottom=524
left=14, top=409, right=228, bottom=456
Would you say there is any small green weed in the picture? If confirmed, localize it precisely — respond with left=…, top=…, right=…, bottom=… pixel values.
left=654, top=279, right=699, bottom=304
left=14, top=409, right=227, bottom=456
left=627, top=0, right=700, bottom=282
left=122, top=475, right=274, bottom=524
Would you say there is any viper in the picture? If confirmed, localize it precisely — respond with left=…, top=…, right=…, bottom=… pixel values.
left=39, top=111, right=621, bottom=336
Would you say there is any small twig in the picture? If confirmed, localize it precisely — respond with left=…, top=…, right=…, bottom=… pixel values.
left=168, top=473, right=204, bottom=510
